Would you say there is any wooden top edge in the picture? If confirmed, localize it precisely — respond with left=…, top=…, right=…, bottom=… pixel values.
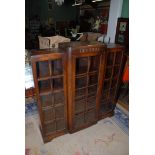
left=106, top=43, right=125, bottom=49
left=59, top=41, right=106, bottom=49
left=30, top=42, right=124, bottom=58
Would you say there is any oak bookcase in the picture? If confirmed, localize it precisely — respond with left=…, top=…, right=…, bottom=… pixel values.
left=31, top=42, right=124, bottom=142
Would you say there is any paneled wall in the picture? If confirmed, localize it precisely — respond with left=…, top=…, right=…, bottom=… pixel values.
left=25, top=0, right=77, bottom=22
left=121, top=0, right=129, bottom=18
left=106, top=0, right=123, bottom=43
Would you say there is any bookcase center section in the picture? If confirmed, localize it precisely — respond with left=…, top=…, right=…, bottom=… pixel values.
left=68, top=45, right=105, bottom=132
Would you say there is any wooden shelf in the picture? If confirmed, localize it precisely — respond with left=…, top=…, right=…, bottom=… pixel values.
left=100, top=97, right=109, bottom=103
left=75, top=94, right=86, bottom=100
left=74, top=108, right=96, bottom=115
left=75, top=83, right=97, bottom=91
left=106, top=64, right=120, bottom=68
left=38, top=75, right=63, bottom=81
left=99, top=103, right=114, bottom=115
left=42, top=102, right=64, bottom=110
left=75, top=70, right=98, bottom=78
left=75, top=106, right=96, bottom=115
left=40, top=88, right=64, bottom=96
left=87, top=91, right=97, bottom=97
left=44, top=118, right=65, bottom=125
left=87, top=93, right=96, bottom=98
left=75, top=109, right=85, bottom=115
left=104, top=74, right=119, bottom=81
left=104, top=77, right=111, bottom=81
left=39, top=88, right=51, bottom=96
left=110, top=84, right=117, bottom=90
left=87, top=105, right=96, bottom=111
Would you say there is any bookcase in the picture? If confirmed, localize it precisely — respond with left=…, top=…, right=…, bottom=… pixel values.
left=99, top=44, right=124, bottom=119
left=31, top=42, right=124, bottom=142
left=31, top=50, right=68, bottom=142
left=66, top=42, right=106, bottom=133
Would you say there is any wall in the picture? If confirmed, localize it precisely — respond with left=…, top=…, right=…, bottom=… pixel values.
left=106, top=0, right=123, bottom=43
left=121, top=0, right=129, bottom=18
left=25, top=0, right=77, bottom=23
left=25, top=0, right=41, bottom=18
left=40, top=0, right=78, bottom=22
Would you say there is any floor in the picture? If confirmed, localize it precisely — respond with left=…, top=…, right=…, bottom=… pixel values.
left=118, top=82, right=129, bottom=111
left=25, top=98, right=129, bottom=155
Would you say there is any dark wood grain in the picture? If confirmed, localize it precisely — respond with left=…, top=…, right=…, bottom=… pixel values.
left=30, top=42, right=125, bottom=142
left=31, top=51, right=68, bottom=142
left=66, top=43, right=106, bottom=133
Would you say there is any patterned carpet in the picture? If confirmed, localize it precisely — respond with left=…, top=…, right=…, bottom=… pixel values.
left=25, top=101, right=129, bottom=155
left=111, top=105, right=129, bottom=135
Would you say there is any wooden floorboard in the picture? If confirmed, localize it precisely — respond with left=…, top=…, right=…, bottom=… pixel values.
left=118, top=99, right=129, bottom=111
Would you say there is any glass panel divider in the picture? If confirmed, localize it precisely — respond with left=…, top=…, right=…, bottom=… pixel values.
left=107, top=52, right=116, bottom=99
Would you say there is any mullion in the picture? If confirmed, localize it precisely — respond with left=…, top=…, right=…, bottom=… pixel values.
left=48, top=60, right=53, bottom=92
left=49, top=60, right=57, bottom=131
left=54, top=58, right=64, bottom=131
left=112, top=51, right=123, bottom=99
left=86, top=57, right=91, bottom=99
left=75, top=83, right=97, bottom=92
left=76, top=57, right=88, bottom=105
left=75, top=70, right=97, bottom=78
left=49, top=60, right=55, bottom=129
left=81, top=57, right=89, bottom=123
left=87, top=56, right=91, bottom=74
left=48, top=60, right=52, bottom=76
left=85, top=56, right=91, bottom=123
left=107, top=52, right=116, bottom=100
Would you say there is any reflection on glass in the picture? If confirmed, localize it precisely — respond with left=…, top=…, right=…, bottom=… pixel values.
left=107, top=53, right=114, bottom=66
left=39, top=80, right=51, bottom=92
left=105, top=67, right=112, bottom=79
left=76, top=76, right=87, bottom=88
left=89, top=56, right=100, bottom=72
left=76, top=57, right=88, bottom=74
left=53, top=78, right=63, bottom=90
left=89, top=74, right=98, bottom=85
left=41, top=94, right=53, bottom=107
left=115, top=52, right=122, bottom=65
left=37, top=61, right=50, bottom=78
left=51, top=59, right=63, bottom=75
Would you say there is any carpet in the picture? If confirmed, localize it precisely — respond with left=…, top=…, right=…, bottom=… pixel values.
left=25, top=102, right=129, bottom=155
left=111, top=104, right=129, bottom=135
left=25, top=117, right=128, bottom=155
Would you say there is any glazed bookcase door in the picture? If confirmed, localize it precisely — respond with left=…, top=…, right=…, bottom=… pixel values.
left=99, top=49, right=124, bottom=118
left=31, top=53, right=67, bottom=142
left=68, top=45, right=105, bottom=132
